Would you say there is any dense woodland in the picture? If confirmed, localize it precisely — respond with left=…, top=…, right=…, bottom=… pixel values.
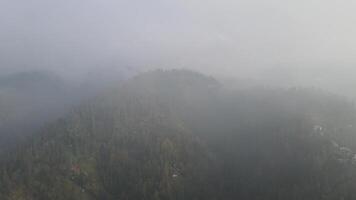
left=1, top=70, right=356, bottom=199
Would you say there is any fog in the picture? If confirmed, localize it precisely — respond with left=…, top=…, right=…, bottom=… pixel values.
left=3, top=1, right=356, bottom=198
left=1, top=0, right=356, bottom=96
left=1, top=0, right=356, bottom=146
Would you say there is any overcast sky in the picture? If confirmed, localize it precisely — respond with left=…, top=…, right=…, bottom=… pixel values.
left=1, top=0, right=356, bottom=87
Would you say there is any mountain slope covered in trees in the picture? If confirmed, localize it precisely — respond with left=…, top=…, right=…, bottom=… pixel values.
left=1, top=70, right=356, bottom=200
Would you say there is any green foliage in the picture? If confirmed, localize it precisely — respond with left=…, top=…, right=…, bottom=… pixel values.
left=1, top=70, right=356, bottom=199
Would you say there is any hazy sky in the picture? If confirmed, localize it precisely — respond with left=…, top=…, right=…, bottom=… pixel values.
left=1, top=0, right=356, bottom=83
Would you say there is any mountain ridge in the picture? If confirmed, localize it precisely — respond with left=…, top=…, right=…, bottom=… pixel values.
left=1, top=69, right=356, bottom=200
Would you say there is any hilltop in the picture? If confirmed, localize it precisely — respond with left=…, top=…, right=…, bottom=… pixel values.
left=1, top=70, right=356, bottom=200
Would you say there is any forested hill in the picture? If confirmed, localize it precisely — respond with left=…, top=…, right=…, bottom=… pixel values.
left=1, top=69, right=356, bottom=199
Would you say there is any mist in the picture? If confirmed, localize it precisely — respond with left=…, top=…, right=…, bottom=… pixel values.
left=1, top=0, right=356, bottom=96
left=2, top=1, right=356, bottom=199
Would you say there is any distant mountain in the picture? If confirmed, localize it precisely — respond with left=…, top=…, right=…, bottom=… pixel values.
left=0, top=70, right=63, bottom=90
left=0, top=70, right=74, bottom=150
left=1, top=70, right=356, bottom=200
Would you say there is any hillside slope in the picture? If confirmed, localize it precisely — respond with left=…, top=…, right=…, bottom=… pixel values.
left=1, top=70, right=356, bottom=200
